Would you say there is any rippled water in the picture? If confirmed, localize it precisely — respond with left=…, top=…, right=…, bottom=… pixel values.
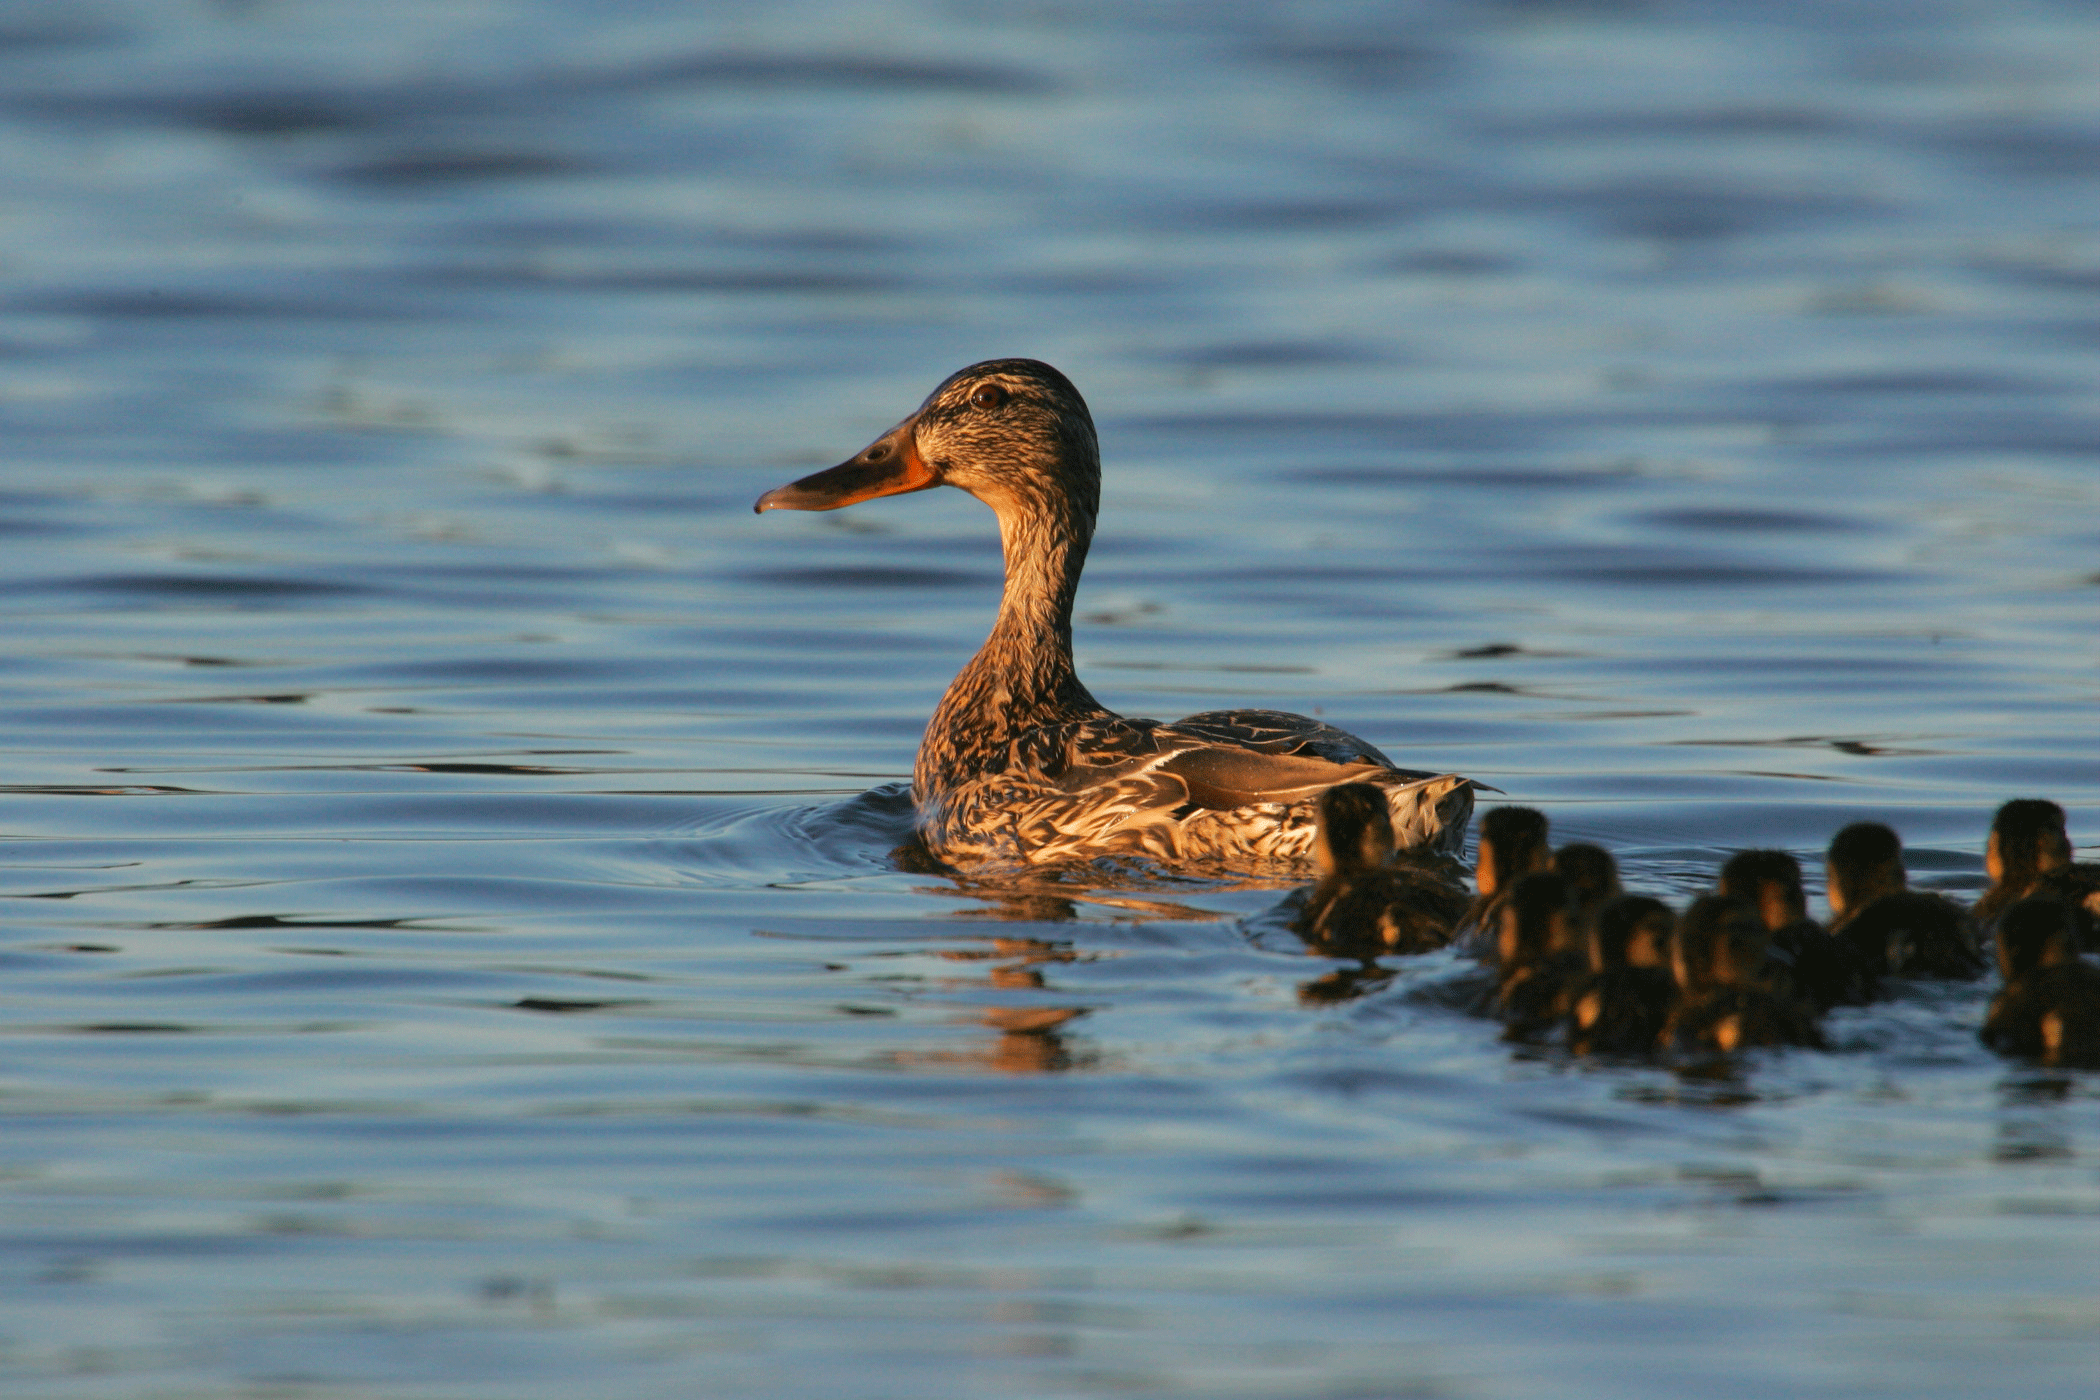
left=3, top=2, right=2098, bottom=1395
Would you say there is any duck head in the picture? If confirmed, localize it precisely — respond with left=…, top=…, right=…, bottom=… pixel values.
left=755, top=359, right=1100, bottom=523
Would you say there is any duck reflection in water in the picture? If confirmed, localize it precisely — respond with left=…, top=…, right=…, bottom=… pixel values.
left=891, top=939, right=1091, bottom=1073
left=919, top=874, right=1222, bottom=924
left=1980, top=897, right=2100, bottom=1070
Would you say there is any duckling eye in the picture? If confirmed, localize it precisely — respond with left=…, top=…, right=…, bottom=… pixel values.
left=970, top=384, right=1006, bottom=410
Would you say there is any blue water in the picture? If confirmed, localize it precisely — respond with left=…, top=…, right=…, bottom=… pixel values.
left=3, top=2, right=2098, bottom=1395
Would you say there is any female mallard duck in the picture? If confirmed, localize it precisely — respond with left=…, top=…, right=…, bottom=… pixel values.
left=755, top=359, right=1476, bottom=875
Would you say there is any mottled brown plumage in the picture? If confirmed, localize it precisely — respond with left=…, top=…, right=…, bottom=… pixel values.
left=757, top=360, right=1476, bottom=874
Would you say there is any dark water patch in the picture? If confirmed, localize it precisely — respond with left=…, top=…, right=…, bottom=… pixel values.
left=1171, top=197, right=1421, bottom=232
left=1669, top=735, right=1949, bottom=757
left=331, top=149, right=605, bottom=187
left=1007, top=268, right=1190, bottom=296
left=64, top=573, right=370, bottom=601
left=1937, top=122, right=2100, bottom=180
left=0, top=13, right=125, bottom=51
left=141, top=914, right=466, bottom=932
left=354, top=655, right=655, bottom=685
left=175, top=93, right=376, bottom=137
left=0, top=514, right=83, bottom=537
left=1383, top=248, right=1522, bottom=276
left=71, top=1022, right=194, bottom=1034
left=160, top=693, right=311, bottom=705
left=1539, top=550, right=1911, bottom=589
left=1272, top=1064, right=1449, bottom=1097
left=1766, top=369, right=2061, bottom=397
left=1284, top=463, right=1638, bottom=489
left=1153, top=339, right=1389, bottom=369
left=512, top=997, right=641, bottom=1013
left=423, top=262, right=902, bottom=294
left=1438, top=643, right=1583, bottom=660
left=372, top=762, right=625, bottom=776
left=1981, top=263, right=2100, bottom=294
left=1488, top=105, right=1852, bottom=138
left=0, top=784, right=216, bottom=797
left=15, top=287, right=436, bottom=322
left=743, top=566, right=998, bottom=590
left=605, top=51, right=1058, bottom=97
left=1800, top=415, right=2100, bottom=458
left=1520, top=181, right=1880, bottom=243
left=1630, top=507, right=1874, bottom=534
left=1251, top=37, right=1452, bottom=89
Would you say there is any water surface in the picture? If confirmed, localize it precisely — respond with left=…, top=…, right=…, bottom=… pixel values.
left=3, top=2, right=2099, bottom=1396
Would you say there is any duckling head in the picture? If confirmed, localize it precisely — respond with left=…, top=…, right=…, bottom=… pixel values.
left=1825, top=821, right=1906, bottom=918
left=1674, top=895, right=1766, bottom=992
left=1498, top=872, right=1568, bottom=971
left=1477, top=806, right=1550, bottom=897
left=755, top=359, right=1100, bottom=525
left=1987, top=799, right=2072, bottom=889
left=1553, top=842, right=1620, bottom=911
left=1312, top=781, right=1397, bottom=880
left=1718, top=848, right=1808, bottom=933
left=1590, top=894, right=1674, bottom=974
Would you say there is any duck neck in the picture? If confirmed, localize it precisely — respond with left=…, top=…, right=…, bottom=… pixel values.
left=916, top=491, right=1107, bottom=794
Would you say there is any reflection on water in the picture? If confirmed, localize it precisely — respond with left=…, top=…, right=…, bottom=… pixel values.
left=3, top=0, right=2100, bottom=1396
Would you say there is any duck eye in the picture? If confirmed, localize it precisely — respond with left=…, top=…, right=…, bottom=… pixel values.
left=970, top=384, right=1006, bottom=409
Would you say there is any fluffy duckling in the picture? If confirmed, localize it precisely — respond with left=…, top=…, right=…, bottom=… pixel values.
left=1662, top=896, right=1826, bottom=1054
left=1554, top=842, right=1622, bottom=939
left=1980, top=897, right=2100, bottom=1068
left=1825, top=822, right=1983, bottom=981
left=1492, top=872, right=1588, bottom=1040
left=1460, top=806, right=1553, bottom=952
left=1976, top=799, right=2100, bottom=948
left=1717, top=848, right=1870, bottom=1010
left=1564, top=894, right=1677, bottom=1056
left=1295, top=783, right=1469, bottom=961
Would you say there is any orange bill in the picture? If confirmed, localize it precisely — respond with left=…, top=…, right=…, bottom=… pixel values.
left=754, top=420, right=936, bottom=512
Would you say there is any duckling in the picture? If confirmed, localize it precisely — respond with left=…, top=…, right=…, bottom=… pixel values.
left=1553, top=842, right=1621, bottom=941
left=1980, top=897, right=2100, bottom=1068
left=1717, top=848, right=1870, bottom=1010
left=1459, top=806, right=1552, bottom=953
left=1976, top=799, right=2100, bottom=948
left=1662, top=896, right=1826, bottom=1054
left=1825, top=822, right=1983, bottom=980
left=1564, top=894, right=1677, bottom=1056
left=1492, top=872, right=1587, bottom=1041
left=1295, top=783, right=1469, bottom=961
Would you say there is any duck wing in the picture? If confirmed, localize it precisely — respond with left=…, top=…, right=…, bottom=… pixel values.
left=1018, top=716, right=1401, bottom=811
left=1169, top=708, right=1405, bottom=771
left=1155, top=744, right=1387, bottom=810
